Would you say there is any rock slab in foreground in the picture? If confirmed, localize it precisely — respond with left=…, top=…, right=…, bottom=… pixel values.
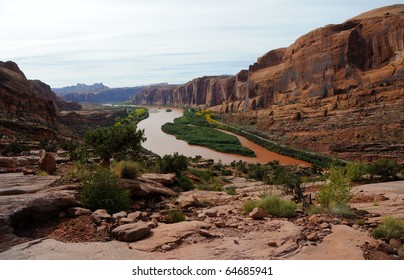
left=111, top=222, right=151, bottom=242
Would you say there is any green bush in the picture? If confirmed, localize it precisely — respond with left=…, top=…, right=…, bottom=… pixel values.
left=80, top=167, right=131, bottom=213
left=317, top=167, right=352, bottom=209
left=368, top=159, right=401, bottom=181
left=111, top=161, right=140, bottom=179
left=242, top=200, right=257, bottom=214
left=345, top=161, right=368, bottom=182
left=70, top=146, right=89, bottom=164
left=84, top=124, right=145, bottom=165
left=273, top=169, right=303, bottom=201
left=329, top=203, right=353, bottom=217
left=372, top=216, right=404, bottom=242
left=257, top=195, right=296, bottom=218
left=7, top=142, right=30, bottom=155
left=177, top=176, right=195, bottom=191
left=159, top=152, right=188, bottom=175
left=164, top=209, right=186, bottom=223
left=224, top=186, right=237, bottom=195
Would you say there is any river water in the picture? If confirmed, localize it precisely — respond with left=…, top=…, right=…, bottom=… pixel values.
left=137, top=107, right=309, bottom=166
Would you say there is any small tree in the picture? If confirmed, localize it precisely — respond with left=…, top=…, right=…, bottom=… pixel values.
left=317, top=166, right=352, bottom=209
left=159, top=152, right=188, bottom=175
left=274, top=169, right=303, bottom=201
left=84, top=124, right=145, bottom=165
left=368, top=159, right=400, bottom=181
left=80, top=166, right=131, bottom=213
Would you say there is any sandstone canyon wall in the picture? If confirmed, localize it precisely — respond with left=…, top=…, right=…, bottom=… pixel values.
left=134, top=7, right=404, bottom=112
left=0, top=61, right=81, bottom=140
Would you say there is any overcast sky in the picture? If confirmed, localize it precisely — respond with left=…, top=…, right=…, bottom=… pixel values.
left=0, top=0, right=400, bottom=88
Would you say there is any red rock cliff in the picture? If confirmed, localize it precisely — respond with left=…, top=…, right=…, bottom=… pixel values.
left=134, top=5, right=404, bottom=112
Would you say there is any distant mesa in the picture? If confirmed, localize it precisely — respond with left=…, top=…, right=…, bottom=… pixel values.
left=53, top=83, right=110, bottom=95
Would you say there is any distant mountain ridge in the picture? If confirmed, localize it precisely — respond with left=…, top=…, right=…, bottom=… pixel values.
left=53, top=83, right=109, bottom=95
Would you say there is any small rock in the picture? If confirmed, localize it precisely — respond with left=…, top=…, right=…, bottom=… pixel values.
left=306, top=232, right=318, bottom=241
left=249, top=207, right=268, bottom=220
left=234, top=240, right=239, bottom=245
left=320, top=222, right=330, bottom=229
left=147, top=221, right=157, bottom=229
left=376, top=242, right=398, bottom=255
left=22, top=168, right=36, bottom=175
left=97, top=225, right=107, bottom=232
left=308, top=214, right=319, bottom=223
left=168, top=242, right=178, bottom=249
left=111, top=222, right=151, bottom=242
left=66, top=207, right=92, bottom=217
left=120, top=218, right=133, bottom=224
left=178, top=195, right=201, bottom=209
left=92, top=215, right=102, bottom=225
left=161, top=245, right=171, bottom=251
left=150, top=213, right=161, bottom=220
left=228, top=223, right=239, bottom=229
left=389, top=238, right=401, bottom=248
left=204, top=209, right=218, bottom=217
left=127, top=211, right=143, bottom=221
left=92, top=209, right=112, bottom=220
left=214, top=221, right=226, bottom=228
left=268, top=241, right=277, bottom=247
left=198, top=229, right=215, bottom=238
left=197, top=213, right=206, bottom=219
left=38, top=151, right=56, bottom=175
left=112, top=211, right=128, bottom=219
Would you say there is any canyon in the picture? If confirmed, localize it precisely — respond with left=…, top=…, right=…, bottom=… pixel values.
left=133, top=5, right=404, bottom=163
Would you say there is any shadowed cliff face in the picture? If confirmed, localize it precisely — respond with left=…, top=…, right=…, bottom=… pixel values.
left=0, top=61, right=82, bottom=140
left=134, top=9, right=404, bottom=112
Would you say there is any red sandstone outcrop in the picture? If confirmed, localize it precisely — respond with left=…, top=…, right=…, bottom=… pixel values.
left=134, top=5, right=404, bottom=112
left=0, top=61, right=82, bottom=140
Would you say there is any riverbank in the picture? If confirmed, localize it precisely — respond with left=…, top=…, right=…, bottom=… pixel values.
left=138, top=107, right=311, bottom=165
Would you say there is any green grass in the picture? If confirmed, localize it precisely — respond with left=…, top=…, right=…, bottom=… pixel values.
left=164, top=209, right=186, bottom=224
left=257, top=195, right=296, bottom=218
left=242, top=200, right=258, bottom=214
left=372, top=216, right=404, bottom=242
left=162, top=122, right=255, bottom=157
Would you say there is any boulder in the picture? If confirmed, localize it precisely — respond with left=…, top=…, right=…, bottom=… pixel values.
left=111, top=222, right=151, bottom=242
left=204, top=209, right=218, bottom=217
left=66, top=207, right=92, bottom=217
left=38, top=152, right=56, bottom=175
left=140, top=173, right=176, bottom=186
left=112, top=211, right=128, bottom=219
left=91, top=209, right=112, bottom=221
left=127, top=211, right=143, bottom=221
left=376, top=242, right=398, bottom=255
left=120, top=178, right=176, bottom=197
left=176, top=195, right=201, bottom=209
left=249, top=207, right=268, bottom=220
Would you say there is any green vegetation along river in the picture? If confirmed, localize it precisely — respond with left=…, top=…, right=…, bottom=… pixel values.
left=137, top=107, right=310, bottom=166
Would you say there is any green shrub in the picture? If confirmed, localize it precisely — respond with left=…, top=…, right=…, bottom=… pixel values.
left=177, top=176, right=195, bottom=191
left=224, top=186, right=237, bottom=195
left=63, top=162, right=87, bottom=181
left=372, top=216, right=404, bottom=242
left=346, top=161, right=368, bottom=182
left=159, top=152, right=188, bottom=175
left=220, top=169, right=233, bottom=176
left=210, top=181, right=223, bottom=192
left=273, top=169, right=303, bottom=201
left=242, top=200, right=257, bottom=214
left=69, top=146, right=89, bottom=164
left=257, top=195, right=296, bottom=218
left=164, top=209, right=186, bottom=223
left=329, top=203, right=353, bottom=217
left=317, top=167, right=352, bottom=209
left=368, top=159, right=401, bottom=181
left=80, top=167, right=131, bottom=213
left=111, top=161, right=140, bottom=179
left=7, top=142, right=30, bottom=155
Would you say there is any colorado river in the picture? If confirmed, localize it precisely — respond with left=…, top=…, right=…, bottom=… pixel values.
left=137, top=107, right=309, bottom=166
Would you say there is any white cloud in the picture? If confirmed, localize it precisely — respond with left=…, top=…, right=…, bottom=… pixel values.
left=0, top=0, right=400, bottom=87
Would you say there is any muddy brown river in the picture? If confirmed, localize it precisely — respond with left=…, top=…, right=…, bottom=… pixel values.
left=137, top=107, right=309, bottom=166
